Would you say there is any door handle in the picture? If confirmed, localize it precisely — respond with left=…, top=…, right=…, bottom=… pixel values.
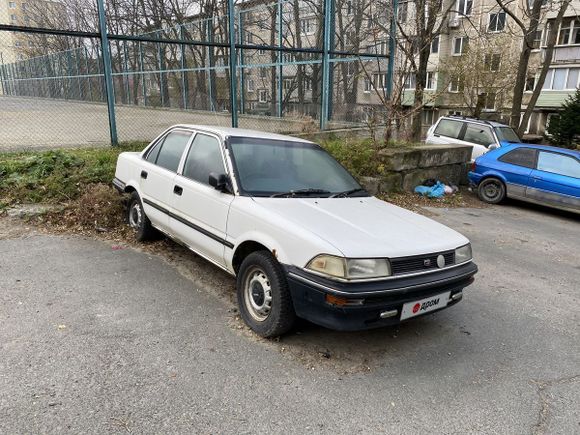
left=141, top=170, right=148, bottom=179
left=173, top=185, right=183, bottom=196
left=434, top=134, right=440, bottom=137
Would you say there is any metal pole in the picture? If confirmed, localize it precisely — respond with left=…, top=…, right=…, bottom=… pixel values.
left=386, top=0, right=398, bottom=98
left=238, top=12, right=244, bottom=114
left=227, top=0, right=238, bottom=127
left=0, top=53, right=6, bottom=96
left=84, top=46, right=92, bottom=100
left=138, top=41, right=147, bottom=106
left=320, top=0, right=333, bottom=130
left=123, top=41, right=130, bottom=103
left=277, top=0, right=283, bottom=118
left=207, top=18, right=215, bottom=111
left=157, top=30, right=166, bottom=107
left=74, top=48, right=82, bottom=99
left=96, top=0, right=118, bottom=145
left=179, top=24, right=189, bottom=109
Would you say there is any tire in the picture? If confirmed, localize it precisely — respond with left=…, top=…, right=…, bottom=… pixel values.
left=236, top=251, right=296, bottom=338
left=478, top=177, right=506, bottom=204
left=127, top=191, right=157, bottom=241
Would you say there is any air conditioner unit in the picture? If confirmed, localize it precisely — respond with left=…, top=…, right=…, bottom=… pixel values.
left=448, top=17, right=460, bottom=28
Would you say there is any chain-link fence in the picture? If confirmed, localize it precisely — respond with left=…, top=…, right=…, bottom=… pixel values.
left=0, top=0, right=392, bottom=149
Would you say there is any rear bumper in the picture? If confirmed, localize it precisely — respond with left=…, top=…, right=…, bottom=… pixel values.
left=285, top=261, right=478, bottom=331
left=467, top=171, right=482, bottom=186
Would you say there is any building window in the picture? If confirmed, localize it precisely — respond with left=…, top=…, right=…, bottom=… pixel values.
left=452, top=36, right=469, bottom=55
left=10, top=14, right=17, bottom=22
left=244, top=31, right=253, bottom=44
left=431, top=36, right=439, bottom=54
left=346, top=0, right=355, bottom=15
left=398, top=2, right=408, bottom=23
left=488, top=12, right=506, bottom=32
left=258, top=89, right=267, bottom=103
left=525, top=75, right=536, bottom=92
left=457, top=0, right=472, bottom=16
left=14, top=41, right=21, bottom=47
left=423, top=109, right=437, bottom=125
left=374, top=73, right=388, bottom=90
left=283, top=78, right=293, bottom=91
left=484, top=54, right=501, bottom=71
left=304, top=77, right=312, bottom=91
left=557, top=18, right=580, bottom=45
left=449, top=75, right=464, bottom=92
left=300, top=18, right=315, bottom=35
left=363, top=77, right=371, bottom=92
left=543, top=68, right=580, bottom=90
left=482, top=93, right=496, bottom=110
left=531, top=30, right=542, bottom=49
left=247, top=79, right=255, bottom=92
left=368, top=40, right=388, bottom=55
left=282, top=53, right=295, bottom=63
left=21, top=2, right=27, bottom=10
left=426, top=71, right=437, bottom=90
left=9, top=1, right=16, bottom=8
left=404, top=73, right=416, bottom=89
left=258, top=48, right=266, bottom=55
left=346, top=62, right=356, bottom=77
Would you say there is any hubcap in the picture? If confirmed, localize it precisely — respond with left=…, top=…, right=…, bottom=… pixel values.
left=129, top=203, right=142, bottom=230
left=483, top=182, right=500, bottom=200
left=244, top=267, right=272, bottom=322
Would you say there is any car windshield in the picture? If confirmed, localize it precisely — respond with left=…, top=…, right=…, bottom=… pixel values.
left=494, top=127, right=520, bottom=143
left=228, top=137, right=365, bottom=197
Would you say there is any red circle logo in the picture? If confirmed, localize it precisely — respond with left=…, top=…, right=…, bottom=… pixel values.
left=412, top=303, right=421, bottom=313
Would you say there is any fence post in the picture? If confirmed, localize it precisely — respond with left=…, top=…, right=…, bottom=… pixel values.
left=238, top=11, right=244, bottom=114
left=207, top=18, right=215, bottom=112
left=179, top=24, right=189, bottom=110
left=96, top=0, right=118, bottom=145
left=277, top=0, right=283, bottom=118
left=320, top=0, right=333, bottom=130
left=227, top=0, right=238, bottom=127
left=386, top=0, right=398, bottom=99
left=138, top=41, right=147, bottom=106
left=0, top=54, right=6, bottom=96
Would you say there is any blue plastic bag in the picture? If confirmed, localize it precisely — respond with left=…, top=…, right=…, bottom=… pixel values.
left=414, top=181, right=446, bottom=198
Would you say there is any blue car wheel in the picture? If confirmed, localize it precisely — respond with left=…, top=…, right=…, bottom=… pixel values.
left=478, top=178, right=506, bottom=204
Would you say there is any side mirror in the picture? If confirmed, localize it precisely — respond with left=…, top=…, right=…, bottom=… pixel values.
left=209, top=172, right=229, bottom=192
left=488, top=143, right=499, bottom=150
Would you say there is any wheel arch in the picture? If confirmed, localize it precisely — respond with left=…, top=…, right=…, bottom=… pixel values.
left=231, top=236, right=290, bottom=275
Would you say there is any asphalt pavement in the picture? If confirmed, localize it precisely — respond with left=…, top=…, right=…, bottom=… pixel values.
left=0, top=201, right=578, bottom=434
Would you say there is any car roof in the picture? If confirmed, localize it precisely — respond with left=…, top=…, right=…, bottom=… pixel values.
left=170, top=124, right=314, bottom=144
left=503, top=142, right=580, bottom=157
left=440, top=116, right=509, bottom=128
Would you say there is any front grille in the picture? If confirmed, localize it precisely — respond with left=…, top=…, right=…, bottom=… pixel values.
left=390, top=251, right=455, bottom=276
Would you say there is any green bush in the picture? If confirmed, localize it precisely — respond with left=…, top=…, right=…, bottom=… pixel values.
left=546, top=88, right=580, bottom=149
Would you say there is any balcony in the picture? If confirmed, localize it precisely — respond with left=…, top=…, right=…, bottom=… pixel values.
left=552, top=45, right=580, bottom=64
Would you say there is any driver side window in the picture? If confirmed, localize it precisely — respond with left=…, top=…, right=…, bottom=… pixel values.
left=182, top=134, right=226, bottom=184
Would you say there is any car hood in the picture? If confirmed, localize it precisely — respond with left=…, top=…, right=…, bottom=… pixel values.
left=252, top=196, right=469, bottom=258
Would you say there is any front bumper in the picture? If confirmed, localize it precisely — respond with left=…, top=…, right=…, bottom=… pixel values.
left=285, top=261, right=478, bottom=331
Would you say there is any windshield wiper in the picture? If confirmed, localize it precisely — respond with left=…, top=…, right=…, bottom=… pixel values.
left=270, top=188, right=331, bottom=198
left=330, top=188, right=368, bottom=198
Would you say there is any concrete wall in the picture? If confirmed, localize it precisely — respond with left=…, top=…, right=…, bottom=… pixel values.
left=358, top=144, right=472, bottom=194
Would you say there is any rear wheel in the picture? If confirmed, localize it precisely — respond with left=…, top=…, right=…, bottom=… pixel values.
left=478, top=178, right=506, bottom=204
left=237, top=251, right=296, bottom=338
left=127, top=192, right=157, bottom=241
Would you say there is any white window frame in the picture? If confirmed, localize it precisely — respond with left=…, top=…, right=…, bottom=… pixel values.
left=431, top=36, right=440, bottom=54
left=258, top=89, right=268, bottom=103
left=488, top=12, right=506, bottom=33
left=456, top=0, right=472, bottom=17
left=425, top=71, right=437, bottom=90
left=9, top=1, right=16, bottom=8
left=374, top=73, right=388, bottom=90
left=448, top=75, right=463, bottom=93
left=300, top=18, right=315, bottom=35
left=247, top=79, right=255, bottom=92
left=452, top=37, right=468, bottom=55
left=543, top=67, right=580, bottom=90
left=363, top=77, right=371, bottom=93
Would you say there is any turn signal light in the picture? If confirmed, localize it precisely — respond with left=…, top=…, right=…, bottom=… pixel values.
left=325, top=294, right=364, bottom=306
left=471, top=162, right=476, bottom=172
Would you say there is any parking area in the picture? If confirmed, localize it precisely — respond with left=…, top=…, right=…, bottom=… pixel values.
left=0, top=201, right=579, bottom=434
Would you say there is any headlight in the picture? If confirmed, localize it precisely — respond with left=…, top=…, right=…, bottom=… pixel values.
left=306, top=255, right=391, bottom=280
left=455, top=244, right=472, bottom=264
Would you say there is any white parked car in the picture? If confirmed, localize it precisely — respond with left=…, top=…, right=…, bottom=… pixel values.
left=425, top=116, right=521, bottom=161
left=114, top=125, right=478, bottom=337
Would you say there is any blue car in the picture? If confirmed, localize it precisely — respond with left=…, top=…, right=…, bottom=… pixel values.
left=468, top=143, right=580, bottom=214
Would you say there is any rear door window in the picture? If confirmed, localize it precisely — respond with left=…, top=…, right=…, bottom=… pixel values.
left=182, top=134, right=226, bottom=184
left=154, top=131, right=192, bottom=172
left=463, top=124, right=495, bottom=146
left=498, top=148, right=537, bottom=168
left=537, top=151, right=580, bottom=178
left=434, top=119, right=464, bottom=139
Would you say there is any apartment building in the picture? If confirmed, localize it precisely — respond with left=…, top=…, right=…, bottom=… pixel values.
left=235, top=0, right=580, bottom=136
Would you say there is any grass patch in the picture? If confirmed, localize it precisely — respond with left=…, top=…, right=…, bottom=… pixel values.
left=0, top=142, right=146, bottom=209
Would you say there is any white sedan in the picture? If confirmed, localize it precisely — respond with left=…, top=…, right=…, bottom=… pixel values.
left=113, top=125, right=478, bottom=337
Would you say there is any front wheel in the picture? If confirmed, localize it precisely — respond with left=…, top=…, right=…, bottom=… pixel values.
left=237, top=251, right=296, bottom=338
left=478, top=178, right=506, bottom=204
